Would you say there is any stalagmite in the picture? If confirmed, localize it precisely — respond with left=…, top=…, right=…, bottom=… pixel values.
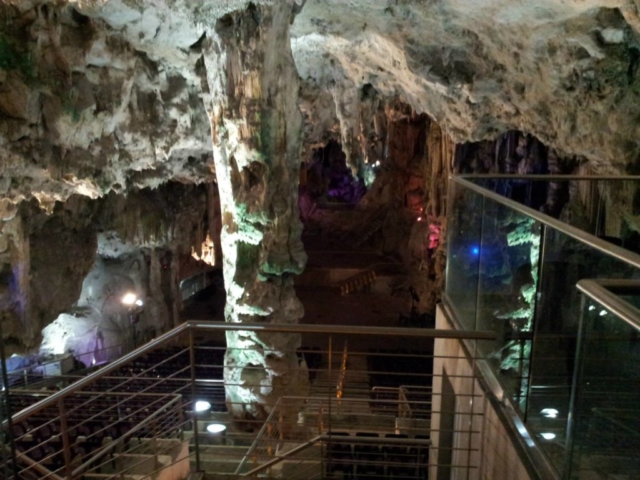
left=202, top=1, right=309, bottom=421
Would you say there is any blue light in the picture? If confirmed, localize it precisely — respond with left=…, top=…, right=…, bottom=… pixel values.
left=471, top=247, right=480, bottom=255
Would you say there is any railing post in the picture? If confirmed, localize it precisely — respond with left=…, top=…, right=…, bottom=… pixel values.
left=0, top=319, right=19, bottom=480
left=327, top=336, right=332, bottom=477
left=563, top=294, right=589, bottom=480
left=188, top=328, right=201, bottom=472
left=152, top=417, right=158, bottom=458
left=522, top=223, right=547, bottom=419
left=266, top=423, right=273, bottom=457
left=59, top=397, right=73, bottom=479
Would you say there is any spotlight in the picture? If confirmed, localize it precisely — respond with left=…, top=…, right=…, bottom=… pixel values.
left=195, top=401, right=212, bottom=413
left=541, top=408, right=559, bottom=419
left=206, top=423, right=227, bottom=434
left=121, top=292, right=138, bottom=306
left=540, top=432, right=556, bottom=440
left=471, top=247, right=480, bottom=255
left=588, top=305, right=596, bottom=311
left=374, top=160, right=381, bottom=167
left=599, top=310, right=608, bottom=316
left=135, top=299, right=144, bottom=307
left=417, top=217, right=423, bottom=222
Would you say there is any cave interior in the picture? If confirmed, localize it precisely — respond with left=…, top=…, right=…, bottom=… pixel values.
left=2, top=1, right=640, bottom=479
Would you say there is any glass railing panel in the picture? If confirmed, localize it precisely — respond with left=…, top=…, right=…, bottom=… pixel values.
left=475, top=196, right=542, bottom=410
left=445, top=182, right=484, bottom=330
left=446, top=176, right=640, bottom=479
left=526, top=227, right=639, bottom=473
left=470, top=177, right=557, bottom=218
left=468, top=177, right=640, bottom=248
left=567, top=296, right=640, bottom=480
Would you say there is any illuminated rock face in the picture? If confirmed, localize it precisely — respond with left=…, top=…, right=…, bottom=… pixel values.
left=203, top=2, right=309, bottom=420
left=5, top=0, right=640, bottom=416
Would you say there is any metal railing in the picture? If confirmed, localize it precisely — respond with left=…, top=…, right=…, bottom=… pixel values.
left=2, top=321, right=495, bottom=479
left=8, top=390, right=184, bottom=479
left=446, top=174, right=640, bottom=480
left=451, top=176, right=640, bottom=269
left=336, top=341, right=348, bottom=402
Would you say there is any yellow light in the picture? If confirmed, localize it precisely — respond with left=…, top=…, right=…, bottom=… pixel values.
left=121, top=292, right=137, bottom=305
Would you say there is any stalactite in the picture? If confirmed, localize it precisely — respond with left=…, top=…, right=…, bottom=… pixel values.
left=425, top=121, right=455, bottom=221
left=416, top=120, right=455, bottom=312
left=332, top=83, right=362, bottom=175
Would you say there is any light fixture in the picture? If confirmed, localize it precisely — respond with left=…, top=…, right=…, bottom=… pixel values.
left=588, top=305, right=596, bottom=311
left=206, top=423, right=227, bottom=434
left=541, top=408, right=559, bottom=419
left=540, top=432, right=556, bottom=440
left=195, top=401, right=212, bottom=413
left=135, top=299, right=144, bottom=307
left=417, top=217, right=423, bottom=222
left=599, top=310, right=608, bottom=316
left=121, top=292, right=137, bottom=306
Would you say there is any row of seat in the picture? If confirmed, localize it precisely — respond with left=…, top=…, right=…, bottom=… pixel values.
left=1, top=341, right=224, bottom=479
left=326, top=431, right=429, bottom=479
left=9, top=342, right=413, bottom=477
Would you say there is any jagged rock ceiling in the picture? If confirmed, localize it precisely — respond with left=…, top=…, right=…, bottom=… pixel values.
left=2, top=0, right=640, bottom=211
left=3, top=0, right=640, bottom=420
left=293, top=0, right=640, bottom=171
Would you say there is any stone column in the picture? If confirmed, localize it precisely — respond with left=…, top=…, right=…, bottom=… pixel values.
left=203, top=2, right=309, bottom=421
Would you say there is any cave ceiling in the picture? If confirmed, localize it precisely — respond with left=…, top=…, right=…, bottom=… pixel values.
left=1, top=0, right=640, bottom=211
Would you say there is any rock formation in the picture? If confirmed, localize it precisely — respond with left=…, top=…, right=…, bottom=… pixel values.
left=202, top=2, right=309, bottom=420
left=3, top=0, right=640, bottom=419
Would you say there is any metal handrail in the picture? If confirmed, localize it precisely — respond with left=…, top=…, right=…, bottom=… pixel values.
left=186, top=319, right=497, bottom=339
left=439, top=296, right=560, bottom=480
left=398, top=386, right=411, bottom=418
left=71, top=394, right=183, bottom=477
left=240, top=433, right=432, bottom=478
left=234, top=396, right=284, bottom=475
left=240, top=434, right=324, bottom=478
left=13, top=448, right=64, bottom=480
left=4, top=320, right=497, bottom=478
left=451, top=176, right=640, bottom=270
left=5, top=322, right=190, bottom=427
left=336, top=342, right=348, bottom=400
left=399, top=385, right=433, bottom=419
left=6, top=320, right=494, bottom=426
left=370, top=386, right=406, bottom=417
left=8, top=390, right=183, bottom=478
left=577, top=279, right=640, bottom=332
